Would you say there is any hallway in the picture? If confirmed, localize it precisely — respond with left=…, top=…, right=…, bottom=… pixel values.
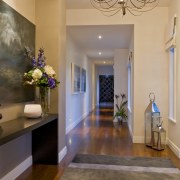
left=18, top=106, right=180, bottom=179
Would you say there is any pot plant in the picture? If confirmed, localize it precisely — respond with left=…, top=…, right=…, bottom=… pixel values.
left=113, top=94, right=128, bottom=124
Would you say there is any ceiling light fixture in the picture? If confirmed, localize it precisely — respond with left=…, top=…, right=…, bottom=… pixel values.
left=90, top=0, right=159, bottom=16
left=99, top=52, right=102, bottom=55
left=98, top=35, right=102, bottom=39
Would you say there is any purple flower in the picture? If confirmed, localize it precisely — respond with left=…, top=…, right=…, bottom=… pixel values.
left=48, top=77, right=56, bottom=88
left=32, top=57, right=36, bottom=67
left=37, top=48, right=46, bottom=68
left=42, top=73, right=48, bottom=77
left=37, top=56, right=45, bottom=68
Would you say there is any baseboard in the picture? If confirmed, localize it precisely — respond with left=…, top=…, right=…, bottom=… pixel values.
left=167, top=138, right=180, bottom=158
left=66, top=111, right=90, bottom=134
left=66, top=117, right=81, bottom=134
left=133, top=136, right=144, bottom=143
left=58, top=146, right=67, bottom=163
left=1, top=156, right=32, bottom=180
left=81, top=112, right=89, bottom=120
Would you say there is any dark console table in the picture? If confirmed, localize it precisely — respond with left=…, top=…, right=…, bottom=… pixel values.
left=0, top=114, right=58, bottom=165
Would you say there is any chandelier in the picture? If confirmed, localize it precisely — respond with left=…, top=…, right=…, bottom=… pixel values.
left=90, top=0, right=159, bottom=16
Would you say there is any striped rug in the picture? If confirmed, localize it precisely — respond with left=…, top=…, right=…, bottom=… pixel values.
left=61, top=154, right=180, bottom=180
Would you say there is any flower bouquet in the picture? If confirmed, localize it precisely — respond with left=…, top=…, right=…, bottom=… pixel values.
left=24, top=47, right=59, bottom=115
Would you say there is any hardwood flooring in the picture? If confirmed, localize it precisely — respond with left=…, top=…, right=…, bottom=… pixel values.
left=17, top=105, right=180, bottom=180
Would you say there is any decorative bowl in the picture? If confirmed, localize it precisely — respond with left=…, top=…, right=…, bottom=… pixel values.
left=24, top=104, right=42, bottom=118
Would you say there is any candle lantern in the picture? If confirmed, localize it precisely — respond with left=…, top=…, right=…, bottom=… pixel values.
left=152, top=118, right=166, bottom=150
left=145, top=93, right=160, bottom=147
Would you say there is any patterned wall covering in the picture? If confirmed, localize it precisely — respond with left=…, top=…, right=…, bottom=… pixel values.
left=99, top=75, right=114, bottom=103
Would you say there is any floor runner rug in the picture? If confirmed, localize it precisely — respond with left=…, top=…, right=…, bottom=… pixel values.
left=61, top=154, right=180, bottom=180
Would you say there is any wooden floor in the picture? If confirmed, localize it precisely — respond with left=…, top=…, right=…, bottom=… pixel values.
left=17, top=105, right=180, bottom=180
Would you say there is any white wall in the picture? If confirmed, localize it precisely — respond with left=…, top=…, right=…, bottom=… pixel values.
left=0, top=0, right=67, bottom=178
left=128, top=31, right=134, bottom=138
left=3, top=0, right=35, bottom=23
left=67, top=7, right=169, bottom=143
left=88, top=61, right=96, bottom=111
left=168, top=0, right=180, bottom=157
left=96, top=65, right=114, bottom=75
left=96, top=65, right=114, bottom=104
left=114, top=49, right=128, bottom=98
left=114, top=49, right=129, bottom=124
left=35, top=0, right=66, bottom=155
left=66, top=35, right=93, bottom=133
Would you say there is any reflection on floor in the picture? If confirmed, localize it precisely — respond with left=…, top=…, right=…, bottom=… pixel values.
left=17, top=105, right=180, bottom=180
left=99, top=102, right=114, bottom=108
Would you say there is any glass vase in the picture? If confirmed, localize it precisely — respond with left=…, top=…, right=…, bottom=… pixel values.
left=39, top=87, right=50, bottom=116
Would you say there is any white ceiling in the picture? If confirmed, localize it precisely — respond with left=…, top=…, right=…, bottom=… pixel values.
left=67, top=25, right=133, bottom=59
left=66, top=0, right=170, bottom=62
left=66, top=0, right=171, bottom=9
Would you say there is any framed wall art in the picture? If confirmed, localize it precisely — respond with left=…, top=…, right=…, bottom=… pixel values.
left=0, top=1, right=35, bottom=103
left=71, top=63, right=81, bottom=94
left=81, top=68, right=86, bottom=92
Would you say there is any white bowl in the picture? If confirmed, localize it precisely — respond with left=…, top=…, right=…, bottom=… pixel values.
left=24, top=104, right=42, bottom=118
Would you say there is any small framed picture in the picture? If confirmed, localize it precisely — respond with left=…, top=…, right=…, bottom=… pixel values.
left=81, top=68, right=86, bottom=92
left=71, top=63, right=81, bottom=94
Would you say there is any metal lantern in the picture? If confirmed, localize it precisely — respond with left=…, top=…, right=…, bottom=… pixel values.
left=145, top=93, right=160, bottom=147
left=152, top=117, right=166, bottom=150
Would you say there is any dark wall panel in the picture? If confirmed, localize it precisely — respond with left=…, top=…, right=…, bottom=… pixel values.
left=99, top=75, right=114, bottom=103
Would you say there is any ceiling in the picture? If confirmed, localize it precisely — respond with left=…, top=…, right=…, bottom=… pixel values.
left=66, top=0, right=171, bottom=9
left=66, top=0, right=170, bottom=63
left=67, top=25, right=133, bottom=60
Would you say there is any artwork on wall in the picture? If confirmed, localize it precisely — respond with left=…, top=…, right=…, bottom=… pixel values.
left=71, top=63, right=81, bottom=93
left=81, top=68, right=86, bottom=92
left=71, top=63, right=86, bottom=94
left=0, top=1, right=35, bottom=103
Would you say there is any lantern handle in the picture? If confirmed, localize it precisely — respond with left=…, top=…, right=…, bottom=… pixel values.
left=149, top=92, right=155, bottom=102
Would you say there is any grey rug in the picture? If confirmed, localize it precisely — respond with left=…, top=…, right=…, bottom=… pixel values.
left=72, top=154, right=175, bottom=168
left=61, top=154, right=180, bottom=180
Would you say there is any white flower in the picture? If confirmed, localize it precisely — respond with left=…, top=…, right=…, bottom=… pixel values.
left=44, top=65, right=56, bottom=76
left=32, top=69, right=42, bottom=80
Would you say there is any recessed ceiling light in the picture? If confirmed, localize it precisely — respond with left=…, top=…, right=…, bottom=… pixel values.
left=98, top=35, right=102, bottom=39
left=99, top=52, right=102, bottom=55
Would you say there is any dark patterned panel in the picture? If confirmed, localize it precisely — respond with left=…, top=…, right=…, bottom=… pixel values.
left=99, top=75, right=114, bottom=103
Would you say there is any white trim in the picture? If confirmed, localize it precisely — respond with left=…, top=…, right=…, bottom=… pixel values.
left=133, top=136, right=144, bottom=143
left=128, top=106, right=132, bottom=113
left=167, top=139, right=180, bottom=158
left=58, top=146, right=67, bottom=163
left=165, top=14, right=177, bottom=50
left=66, top=111, right=89, bottom=134
left=168, top=47, right=177, bottom=122
left=69, top=163, right=180, bottom=174
left=168, top=117, right=177, bottom=124
left=127, top=121, right=133, bottom=140
left=1, top=156, right=32, bottom=180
